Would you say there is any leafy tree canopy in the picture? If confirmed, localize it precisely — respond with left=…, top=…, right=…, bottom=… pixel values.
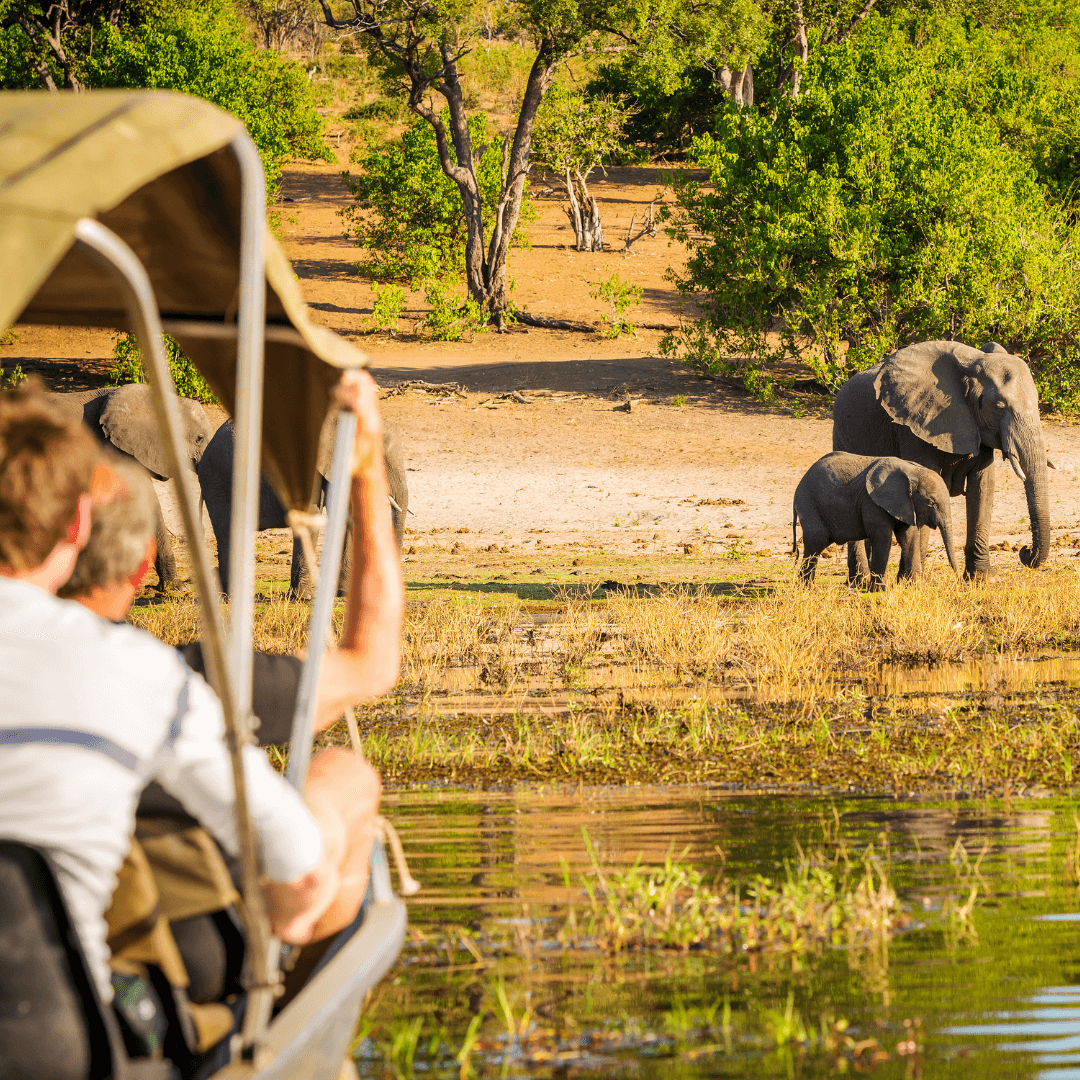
left=662, top=11, right=1080, bottom=408
left=343, top=111, right=533, bottom=283
left=0, top=0, right=331, bottom=189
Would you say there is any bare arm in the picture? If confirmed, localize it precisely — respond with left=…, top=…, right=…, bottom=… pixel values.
left=313, top=371, right=404, bottom=730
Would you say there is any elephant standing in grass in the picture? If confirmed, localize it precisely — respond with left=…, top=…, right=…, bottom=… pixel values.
left=793, top=452, right=961, bottom=589
left=199, top=415, right=407, bottom=597
left=833, top=340, right=1053, bottom=582
left=50, top=383, right=213, bottom=590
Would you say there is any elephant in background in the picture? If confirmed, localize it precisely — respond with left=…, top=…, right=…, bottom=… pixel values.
left=793, top=452, right=960, bottom=589
left=832, top=340, right=1053, bottom=581
left=198, top=415, right=407, bottom=598
left=49, top=384, right=213, bottom=590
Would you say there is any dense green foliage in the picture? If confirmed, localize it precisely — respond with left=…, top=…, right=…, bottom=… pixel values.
left=108, top=332, right=217, bottom=404
left=662, top=12, right=1080, bottom=407
left=585, top=0, right=763, bottom=154
left=0, top=0, right=330, bottom=190
left=532, top=86, right=634, bottom=176
left=342, top=113, right=533, bottom=284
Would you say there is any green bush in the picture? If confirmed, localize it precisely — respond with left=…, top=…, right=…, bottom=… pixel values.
left=368, top=283, right=407, bottom=334
left=663, top=15, right=1080, bottom=407
left=342, top=112, right=533, bottom=284
left=420, top=280, right=488, bottom=342
left=590, top=273, right=643, bottom=338
left=64, top=1, right=329, bottom=192
left=108, top=333, right=217, bottom=405
left=586, top=59, right=728, bottom=156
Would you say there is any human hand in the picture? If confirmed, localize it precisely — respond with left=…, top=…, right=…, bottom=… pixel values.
left=332, top=369, right=383, bottom=478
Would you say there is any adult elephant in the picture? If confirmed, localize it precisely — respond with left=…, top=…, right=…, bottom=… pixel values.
left=198, top=414, right=407, bottom=597
left=50, top=384, right=213, bottom=590
left=832, top=340, right=1052, bottom=580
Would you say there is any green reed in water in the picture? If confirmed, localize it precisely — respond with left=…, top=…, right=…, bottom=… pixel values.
left=571, top=828, right=900, bottom=956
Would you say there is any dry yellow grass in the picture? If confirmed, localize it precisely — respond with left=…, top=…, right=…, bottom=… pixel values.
left=130, top=565, right=1080, bottom=710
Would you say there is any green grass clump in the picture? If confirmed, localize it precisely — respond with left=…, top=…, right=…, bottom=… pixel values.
left=577, top=830, right=898, bottom=956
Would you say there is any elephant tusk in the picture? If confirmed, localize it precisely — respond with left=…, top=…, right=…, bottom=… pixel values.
left=1007, top=452, right=1027, bottom=482
left=1048, top=457, right=1059, bottom=470
left=388, top=494, right=416, bottom=516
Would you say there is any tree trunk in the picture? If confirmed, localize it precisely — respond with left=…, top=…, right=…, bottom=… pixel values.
left=777, top=0, right=809, bottom=99
left=483, top=41, right=558, bottom=323
left=564, top=169, right=604, bottom=252
left=314, top=3, right=559, bottom=327
left=717, top=62, right=754, bottom=108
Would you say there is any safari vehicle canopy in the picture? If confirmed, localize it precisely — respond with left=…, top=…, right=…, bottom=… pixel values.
left=0, top=89, right=405, bottom=1078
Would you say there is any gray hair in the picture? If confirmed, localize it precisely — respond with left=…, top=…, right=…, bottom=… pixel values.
left=59, top=458, right=157, bottom=597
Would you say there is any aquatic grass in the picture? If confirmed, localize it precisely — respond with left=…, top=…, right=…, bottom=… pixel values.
left=575, top=829, right=900, bottom=957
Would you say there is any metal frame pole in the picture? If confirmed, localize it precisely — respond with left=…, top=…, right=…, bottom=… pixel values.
left=70, top=217, right=277, bottom=1053
left=285, top=408, right=357, bottom=793
left=226, top=131, right=266, bottom=741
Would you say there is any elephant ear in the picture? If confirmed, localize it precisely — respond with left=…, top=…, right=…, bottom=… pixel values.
left=872, top=340, right=982, bottom=455
left=865, top=459, right=916, bottom=526
left=99, top=384, right=171, bottom=480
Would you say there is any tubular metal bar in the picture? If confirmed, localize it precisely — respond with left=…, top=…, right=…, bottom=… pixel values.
left=71, top=217, right=278, bottom=1063
left=226, top=130, right=266, bottom=742
left=71, top=219, right=237, bottom=742
left=70, top=216, right=273, bottom=982
left=225, top=131, right=277, bottom=1059
left=285, top=408, right=358, bottom=793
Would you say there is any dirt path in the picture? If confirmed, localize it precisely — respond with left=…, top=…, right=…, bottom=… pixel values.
left=5, top=152, right=1080, bottom=572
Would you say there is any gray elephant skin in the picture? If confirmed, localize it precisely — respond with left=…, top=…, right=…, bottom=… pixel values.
left=49, top=384, right=213, bottom=589
left=793, top=452, right=961, bottom=589
left=198, top=416, right=408, bottom=597
left=832, top=340, right=1051, bottom=580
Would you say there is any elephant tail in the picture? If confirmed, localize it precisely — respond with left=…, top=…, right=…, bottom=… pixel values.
left=791, top=503, right=799, bottom=557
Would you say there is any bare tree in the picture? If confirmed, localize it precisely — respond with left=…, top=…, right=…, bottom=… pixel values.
left=532, top=89, right=631, bottom=252
left=243, top=0, right=314, bottom=52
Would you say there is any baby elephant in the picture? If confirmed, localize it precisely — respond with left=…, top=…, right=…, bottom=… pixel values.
left=793, top=452, right=960, bottom=590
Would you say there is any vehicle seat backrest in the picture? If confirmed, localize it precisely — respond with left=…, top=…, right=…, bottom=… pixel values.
left=0, top=841, right=118, bottom=1080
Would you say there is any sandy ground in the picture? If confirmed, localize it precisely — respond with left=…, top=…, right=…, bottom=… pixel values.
left=5, top=150, right=1080, bottom=572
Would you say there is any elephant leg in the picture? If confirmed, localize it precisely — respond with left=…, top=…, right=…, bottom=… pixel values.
left=337, top=520, right=353, bottom=598
left=963, top=451, right=996, bottom=580
left=200, top=490, right=232, bottom=595
left=866, top=521, right=894, bottom=591
left=290, top=534, right=316, bottom=602
left=895, top=523, right=920, bottom=582
left=919, top=524, right=931, bottom=569
left=153, top=501, right=176, bottom=591
left=847, top=541, right=871, bottom=587
left=797, top=515, right=829, bottom=584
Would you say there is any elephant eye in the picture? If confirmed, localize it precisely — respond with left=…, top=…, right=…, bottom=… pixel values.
left=996, top=401, right=1007, bottom=409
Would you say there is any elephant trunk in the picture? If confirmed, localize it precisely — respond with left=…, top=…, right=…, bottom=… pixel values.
left=1003, top=415, right=1051, bottom=568
left=938, top=517, right=961, bottom=578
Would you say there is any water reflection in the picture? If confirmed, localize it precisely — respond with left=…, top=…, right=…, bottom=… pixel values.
left=364, top=788, right=1080, bottom=1079
left=402, top=629, right=1080, bottom=715
left=945, top=985, right=1080, bottom=1077
left=867, top=655, right=1080, bottom=697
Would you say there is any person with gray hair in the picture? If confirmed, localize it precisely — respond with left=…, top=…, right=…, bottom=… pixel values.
left=61, top=456, right=310, bottom=743
left=58, top=456, right=158, bottom=609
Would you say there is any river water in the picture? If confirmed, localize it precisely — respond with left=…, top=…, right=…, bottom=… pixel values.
left=358, top=786, right=1080, bottom=1079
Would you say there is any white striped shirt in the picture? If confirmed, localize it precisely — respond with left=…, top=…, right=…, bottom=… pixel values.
left=0, top=577, right=322, bottom=1000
